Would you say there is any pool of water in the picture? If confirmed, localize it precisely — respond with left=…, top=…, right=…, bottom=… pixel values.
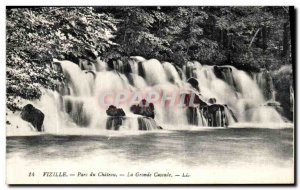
left=6, top=127, right=294, bottom=184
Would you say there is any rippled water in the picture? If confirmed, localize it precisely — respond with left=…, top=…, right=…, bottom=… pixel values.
left=6, top=127, right=294, bottom=184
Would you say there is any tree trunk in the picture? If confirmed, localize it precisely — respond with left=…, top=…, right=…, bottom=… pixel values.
left=248, top=28, right=261, bottom=49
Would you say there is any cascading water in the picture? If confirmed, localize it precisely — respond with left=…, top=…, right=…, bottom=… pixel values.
left=252, top=70, right=276, bottom=101
left=162, top=62, right=183, bottom=87
left=59, top=60, right=94, bottom=96
left=140, top=59, right=168, bottom=85
left=179, top=61, right=283, bottom=124
left=30, top=56, right=288, bottom=133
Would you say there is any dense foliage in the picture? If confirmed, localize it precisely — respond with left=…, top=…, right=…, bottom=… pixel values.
left=100, top=6, right=291, bottom=69
left=6, top=7, right=117, bottom=110
left=6, top=6, right=292, bottom=111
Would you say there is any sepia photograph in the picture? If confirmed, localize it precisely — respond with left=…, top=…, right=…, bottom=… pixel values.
left=5, top=6, right=295, bottom=184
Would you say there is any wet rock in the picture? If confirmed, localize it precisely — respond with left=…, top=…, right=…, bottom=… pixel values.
left=84, top=70, right=96, bottom=79
left=130, top=99, right=155, bottom=119
left=181, top=93, right=207, bottom=108
left=224, top=105, right=238, bottom=122
left=122, top=59, right=133, bottom=73
left=181, top=93, right=208, bottom=125
left=138, top=61, right=146, bottom=78
left=264, top=101, right=284, bottom=116
left=214, top=65, right=232, bottom=76
left=213, top=66, right=237, bottom=89
left=187, top=77, right=199, bottom=91
left=107, top=59, right=115, bottom=70
left=208, top=98, right=217, bottom=104
left=79, top=59, right=95, bottom=71
left=106, top=105, right=126, bottom=117
left=273, top=66, right=293, bottom=121
left=106, top=116, right=161, bottom=131
left=265, top=101, right=281, bottom=107
left=137, top=117, right=160, bottom=130
left=202, top=104, right=228, bottom=127
left=62, top=98, right=90, bottom=127
left=53, top=61, right=63, bottom=73
left=20, top=104, right=44, bottom=132
left=125, top=73, right=134, bottom=86
left=186, top=107, right=198, bottom=125
left=106, top=117, right=125, bottom=130
left=107, top=59, right=132, bottom=73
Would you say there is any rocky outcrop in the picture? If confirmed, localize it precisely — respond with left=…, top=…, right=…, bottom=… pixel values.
left=106, top=104, right=162, bottom=131
left=106, top=105, right=126, bottom=117
left=130, top=99, right=155, bottom=119
left=273, top=65, right=294, bottom=121
left=201, top=103, right=238, bottom=127
left=202, top=104, right=228, bottom=127
left=106, top=117, right=125, bottom=130
left=20, top=104, right=44, bottom=132
left=180, top=93, right=207, bottom=126
left=106, top=105, right=126, bottom=130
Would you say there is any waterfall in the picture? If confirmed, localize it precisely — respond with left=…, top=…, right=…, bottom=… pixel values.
left=32, top=56, right=288, bottom=133
left=184, top=62, right=283, bottom=123
left=94, top=58, right=108, bottom=72
left=252, top=70, right=276, bottom=101
left=162, top=62, right=183, bottom=86
left=251, top=106, right=283, bottom=123
left=59, top=60, right=93, bottom=96
left=140, top=59, right=168, bottom=86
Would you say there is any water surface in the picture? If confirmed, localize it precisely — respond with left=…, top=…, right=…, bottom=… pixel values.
left=6, top=127, right=294, bottom=184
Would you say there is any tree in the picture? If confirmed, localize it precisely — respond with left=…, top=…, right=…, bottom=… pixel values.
left=6, top=7, right=118, bottom=111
